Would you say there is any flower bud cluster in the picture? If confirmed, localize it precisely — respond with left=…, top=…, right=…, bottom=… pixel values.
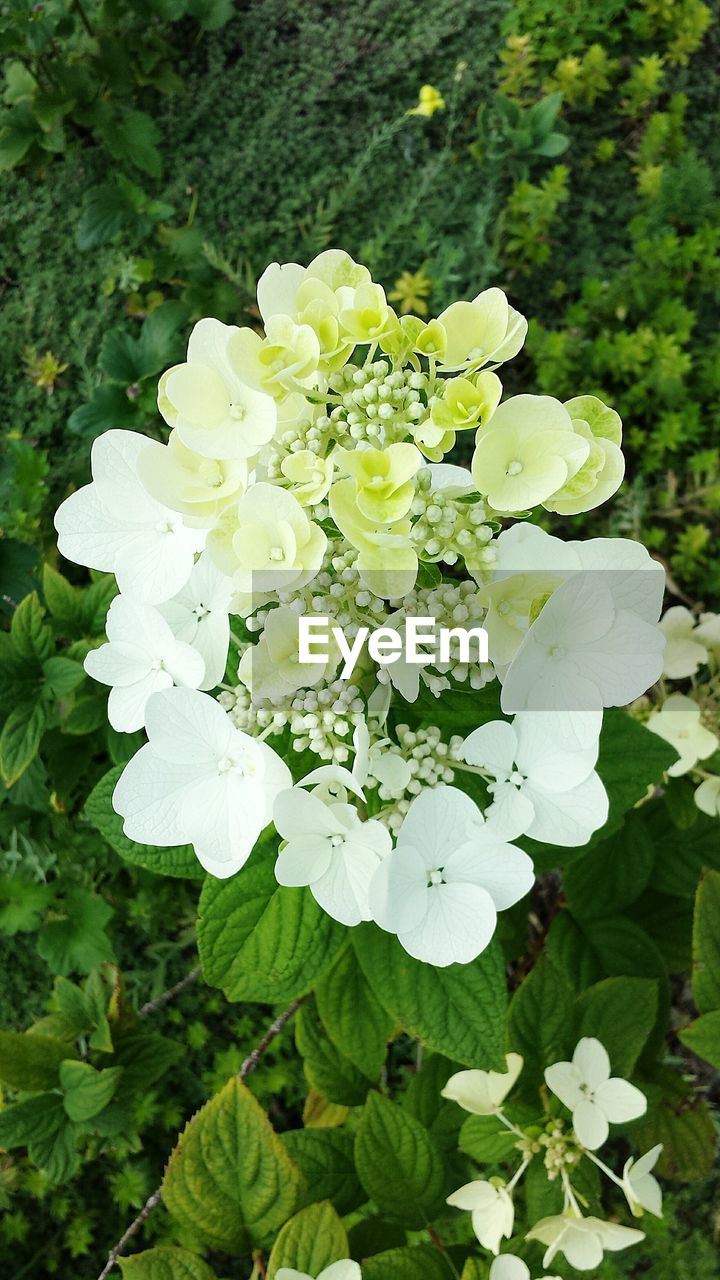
left=411, top=473, right=496, bottom=569
left=374, top=723, right=462, bottom=833
left=327, top=361, right=431, bottom=448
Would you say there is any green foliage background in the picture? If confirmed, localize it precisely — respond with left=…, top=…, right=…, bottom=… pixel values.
left=0, top=0, right=719, bottom=1276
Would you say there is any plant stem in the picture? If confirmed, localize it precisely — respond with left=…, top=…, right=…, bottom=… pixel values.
left=138, top=964, right=202, bottom=1017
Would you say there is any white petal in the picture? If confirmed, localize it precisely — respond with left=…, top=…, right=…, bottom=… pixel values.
left=514, top=710, right=602, bottom=789
left=112, top=744, right=204, bottom=847
left=490, top=1258, right=530, bottom=1280
left=368, top=843, right=429, bottom=934
left=320, top=1263, right=362, bottom=1280
left=573, top=1098, right=609, bottom=1150
left=274, top=837, right=333, bottom=887
left=399, top=882, right=497, bottom=967
left=461, top=720, right=519, bottom=775
left=84, top=641, right=150, bottom=689
left=182, top=773, right=264, bottom=877
left=311, top=837, right=383, bottom=926
left=562, top=1222, right=604, bottom=1271
left=273, top=788, right=340, bottom=840
left=573, top=1037, right=610, bottom=1089
left=594, top=1077, right=647, bottom=1124
left=55, top=483, right=135, bottom=573
left=445, top=839, right=535, bottom=910
left=523, top=772, right=608, bottom=847
left=144, top=687, right=233, bottom=764
left=485, top=785, right=536, bottom=840
left=397, top=785, right=481, bottom=868
left=544, top=1062, right=584, bottom=1111
left=108, top=669, right=172, bottom=732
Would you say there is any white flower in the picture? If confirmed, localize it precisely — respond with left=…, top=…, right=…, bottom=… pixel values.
left=238, top=604, right=333, bottom=702
left=159, top=553, right=234, bottom=691
left=544, top=1037, right=647, bottom=1150
left=489, top=1258, right=560, bottom=1280
left=622, top=1144, right=663, bottom=1217
left=527, top=1212, right=644, bottom=1271
left=647, top=693, right=718, bottom=777
left=437, top=288, right=527, bottom=372
left=84, top=596, right=205, bottom=732
left=368, top=786, right=534, bottom=967
left=277, top=1263, right=361, bottom=1280
left=208, top=483, right=327, bottom=595
left=54, top=430, right=203, bottom=604
left=273, top=787, right=391, bottom=926
left=472, top=395, right=589, bottom=514
left=112, top=687, right=290, bottom=878
left=447, top=1179, right=514, bottom=1254
left=695, top=776, right=720, bottom=817
left=499, top=540, right=665, bottom=714
left=158, top=318, right=277, bottom=459
left=138, top=431, right=247, bottom=525
left=441, top=1054, right=523, bottom=1114
left=659, top=606, right=711, bottom=679
left=460, top=712, right=608, bottom=845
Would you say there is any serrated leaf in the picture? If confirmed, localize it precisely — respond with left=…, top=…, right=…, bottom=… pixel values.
left=459, top=1113, right=519, bottom=1165
left=84, top=767, right=198, bottom=878
left=77, top=181, right=136, bottom=251
left=266, top=1201, right=348, bottom=1279
left=315, top=945, right=393, bottom=1079
left=507, top=953, right=575, bottom=1086
left=646, top=807, right=720, bottom=898
left=60, top=1059, right=123, bottom=1121
left=636, top=1064, right=716, bottom=1183
left=42, top=656, right=85, bottom=697
left=575, top=977, right=658, bottom=1076
left=103, top=108, right=163, bottom=177
left=296, top=999, right=372, bottom=1106
left=679, top=1010, right=720, bottom=1067
left=0, top=702, right=46, bottom=786
left=37, top=888, right=115, bottom=976
left=355, top=1093, right=445, bottom=1229
left=161, top=1077, right=302, bottom=1253
left=42, top=564, right=81, bottom=623
left=362, top=1244, right=456, bottom=1279
left=564, top=812, right=655, bottom=919
left=0, top=1030, right=73, bottom=1091
left=692, top=869, right=720, bottom=1013
left=353, top=926, right=506, bottom=1069
left=112, top=1032, right=184, bottom=1093
left=119, top=1248, right=217, bottom=1280
left=0, top=1092, right=79, bottom=1183
left=282, top=1128, right=363, bottom=1216
left=198, top=846, right=345, bottom=1002
left=10, top=591, right=53, bottom=663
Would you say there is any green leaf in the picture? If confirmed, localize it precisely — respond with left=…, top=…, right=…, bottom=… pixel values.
left=11, top=591, right=53, bottom=663
left=459, top=1112, right=520, bottom=1165
left=646, top=807, right=720, bottom=898
left=354, top=1093, right=445, bottom=1229
left=0, top=875, right=54, bottom=936
left=282, top=1128, right=363, bottom=1215
left=362, top=1245, right=456, bottom=1280
left=0, top=119, right=37, bottom=172
left=77, top=181, right=137, bottom=251
left=679, top=1010, right=720, bottom=1067
left=59, top=1059, right=123, bottom=1122
left=84, top=767, right=199, bottom=879
left=0, top=702, right=46, bottom=786
left=636, top=1064, right=716, bottom=1183
left=315, top=945, right=393, bottom=1079
left=103, top=108, right=163, bottom=177
left=161, top=1077, right=302, bottom=1253
left=296, top=999, right=372, bottom=1106
left=198, top=846, right=345, bottom=1002
left=42, top=564, right=81, bottom=623
left=119, top=1248, right=217, bottom=1280
left=692, top=869, right=720, bottom=1013
left=0, top=1031, right=72, bottom=1091
left=37, top=888, right=115, bottom=976
left=564, top=812, right=655, bottom=919
left=507, top=953, right=574, bottom=1086
left=0, top=1092, right=79, bottom=1184
left=266, top=1201, right=348, bottom=1279
left=112, top=1032, right=184, bottom=1094
left=68, top=383, right=140, bottom=438
left=545, top=913, right=602, bottom=992
left=568, top=914, right=670, bottom=1058
left=42, top=656, right=85, bottom=697
left=575, top=977, right=658, bottom=1076
left=353, top=926, right=506, bottom=1069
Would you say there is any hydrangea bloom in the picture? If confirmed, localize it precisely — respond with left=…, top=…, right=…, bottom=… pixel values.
left=621, top=1145, right=664, bottom=1217
left=447, top=1179, right=514, bottom=1254
left=490, top=1258, right=560, bottom=1280
left=368, top=787, right=534, bottom=966
left=277, top=1266, right=361, bottom=1280
left=544, top=1037, right=647, bottom=1150
left=526, top=1213, right=644, bottom=1271
left=441, top=1054, right=524, bottom=1114
left=646, top=693, right=718, bottom=776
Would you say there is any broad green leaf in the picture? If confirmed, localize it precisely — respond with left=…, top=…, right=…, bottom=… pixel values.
left=564, top=812, right=655, bottom=919
left=575, top=977, right=658, bottom=1076
left=77, top=181, right=137, bottom=251
left=37, top=888, right=115, bottom=976
left=524, top=1155, right=564, bottom=1222
left=0, top=1092, right=79, bottom=1183
left=10, top=591, right=53, bottom=663
left=0, top=1030, right=73, bottom=1091
left=315, top=945, right=394, bottom=1079
left=161, top=1077, right=302, bottom=1253
left=362, top=1245, right=456, bottom=1279
left=646, top=808, right=720, bottom=898
left=573, top=914, right=670, bottom=1055
left=545, top=913, right=602, bottom=992
left=459, top=1113, right=520, bottom=1165
left=354, top=1093, right=445, bottom=1229
left=636, top=1064, right=716, bottom=1183
left=42, top=656, right=85, bottom=697
left=119, top=1248, right=217, bottom=1280
left=198, top=847, right=345, bottom=1002
left=0, top=875, right=54, bottom=937
left=59, top=1059, right=123, bottom=1121
left=103, top=108, right=163, bottom=177
left=68, top=383, right=140, bottom=437
left=42, top=564, right=82, bottom=624
left=507, top=953, right=574, bottom=1086
left=353, top=926, right=506, bottom=1069
left=402, top=1054, right=456, bottom=1132
left=679, top=1010, right=720, bottom=1067
left=266, top=1201, right=348, bottom=1279
left=0, top=702, right=46, bottom=786
left=282, top=1128, right=364, bottom=1215
left=84, top=767, right=199, bottom=879
left=296, top=999, right=372, bottom=1106
left=112, top=1032, right=184, bottom=1094
left=692, top=869, right=720, bottom=1013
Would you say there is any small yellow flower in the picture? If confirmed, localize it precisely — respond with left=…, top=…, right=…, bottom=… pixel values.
left=389, top=268, right=433, bottom=316
left=408, top=84, right=445, bottom=118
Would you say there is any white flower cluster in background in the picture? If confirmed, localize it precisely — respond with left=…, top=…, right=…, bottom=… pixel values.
left=444, top=1037, right=659, bottom=1272
left=55, top=249, right=669, bottom=968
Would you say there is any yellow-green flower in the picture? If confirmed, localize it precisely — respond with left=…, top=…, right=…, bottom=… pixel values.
left=389, top=268, right=433, bottom=316
left=437, top=288, right=527, bottom=372
left=330, top=478, right=418, bottom=600
left=334, top=442, right=422, bottom=523
left=417, top=372, right=502, bottom=460
left=138, top=431, right=247, bottom=525
left=280, top=450, right=334, bottom=505
left=339, top=283, right=398, bottom=345
left=542, top=395, right=624, bottom=515
left=408, top=85, right=446, bottom=118
left=471, top=394, right=589, bottom=513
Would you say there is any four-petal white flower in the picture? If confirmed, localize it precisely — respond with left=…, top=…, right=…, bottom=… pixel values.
left=277, top=1265, right=361, bottom=1280
left=368, top=786, right=534, bottom=967
left=447, top=1179, right=514, bottom=1254
left=159, top=552, right=235, bottom=690
left=84, top=595, right=205, bottom=732
left=527, top=1212, right=644, bottom=1272
left=545, top=1037, right=647, bottom=1150
left=622, top=1144, right=664, bottom=1217
left=441, top=1054, right=524, bottom=1115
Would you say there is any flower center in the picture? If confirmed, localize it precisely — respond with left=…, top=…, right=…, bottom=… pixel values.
left=506, top=460, right=523, bottom=476
left=428, top=868, right=444, bottom=886
left=269, top=545, right=286, bottom=562
left=230, top=403, right=246, bottom=421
